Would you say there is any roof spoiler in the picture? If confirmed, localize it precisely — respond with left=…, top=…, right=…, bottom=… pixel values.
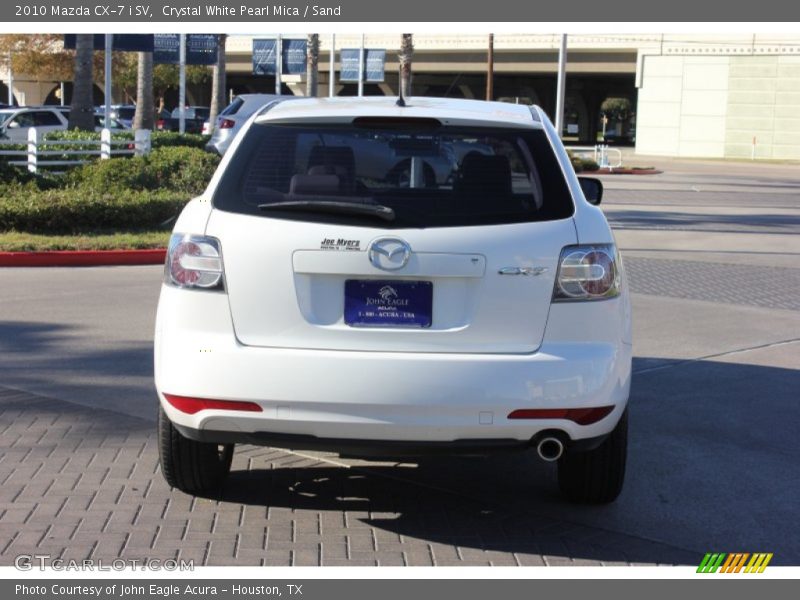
left=255, top=98, right=289, bottom=118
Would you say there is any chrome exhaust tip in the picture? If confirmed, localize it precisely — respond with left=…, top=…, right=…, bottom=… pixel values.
left=536, top=437, right=564, bottom=462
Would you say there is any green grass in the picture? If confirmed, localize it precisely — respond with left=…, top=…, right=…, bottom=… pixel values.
left=0, top=230, right=169, bottom=252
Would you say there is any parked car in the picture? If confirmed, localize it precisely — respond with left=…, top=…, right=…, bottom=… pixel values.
left=155, top=97, right=632, bottom=503
left=153, top=109, right=170, bottom=131
left=0, top=106, right=69, bottom=141
left=162, top=106, right=210, bottom=134
left=204, top=94, right=291, bottom=155
left=106, top=105, right=137, bottom=128
left=0, top=106, right=133, bottom=142
left=91, top=112, right=131, bottom=131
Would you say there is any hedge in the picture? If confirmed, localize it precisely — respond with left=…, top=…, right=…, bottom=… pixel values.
left=567, top=151, right=600, bottom=173
left=44, top=129, right=210, bottom=150
left=0, top=185, right=189, bottom=234
left=0, top=146, right=219, bottom=234
left=65, top=146, right=220, bottom=196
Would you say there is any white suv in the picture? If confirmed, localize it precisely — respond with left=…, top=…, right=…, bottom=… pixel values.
left=155, top=97, right=632, bottom=503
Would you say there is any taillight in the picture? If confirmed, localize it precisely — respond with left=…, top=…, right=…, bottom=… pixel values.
left=157, top=119, right=165, bottom=130
left=553, top=244, right=620, bottom=301
left=163, top=393, right=262, bottom=414
left=165, top=233, right=224, bottom=291
left=219, top=118, right=235, bottom=129
left=508, top=406, right=615, bottom=425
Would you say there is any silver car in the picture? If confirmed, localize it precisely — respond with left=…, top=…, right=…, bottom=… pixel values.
left=205, top=94, right=292, bottom=155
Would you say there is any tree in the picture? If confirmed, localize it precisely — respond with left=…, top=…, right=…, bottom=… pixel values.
left=399, top=34, right=414, bottom=98
left=306, top=34, right=319, bottom=97
left=0, top=35, right=73, bottom=81
left=0, top=35, right=126, bottom=103
left=132, top=51, right=154, bottom=130
left=208, top=34, right=227, bottom=135
left=601, top=97, right=632, bottom=121
left=116, top=58, right=210, bottom=112
left=68, top=34, right=95, bottom=131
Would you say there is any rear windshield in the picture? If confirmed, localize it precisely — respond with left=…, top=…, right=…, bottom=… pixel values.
left=115, top=107, right=136, bottom=119
left=172, top=107, right=210, bottom=119
left=212, top=122, right=574, bottom=228
left=220, top=97, right=245, bottom=116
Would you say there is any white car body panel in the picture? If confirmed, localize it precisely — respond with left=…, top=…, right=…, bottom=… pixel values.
left=205, top=211, right=576, bottom=353
left=155, top=285, right=631, bottom=443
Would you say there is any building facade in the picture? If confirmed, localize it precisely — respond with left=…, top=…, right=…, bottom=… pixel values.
left=2, top=33, right=799, bottom=159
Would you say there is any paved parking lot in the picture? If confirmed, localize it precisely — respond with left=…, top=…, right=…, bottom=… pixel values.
left=1, top=158, right=798, bottom=566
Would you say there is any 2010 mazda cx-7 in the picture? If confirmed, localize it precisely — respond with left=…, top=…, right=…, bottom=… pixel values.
left=155, top=96, right=632, bottom=503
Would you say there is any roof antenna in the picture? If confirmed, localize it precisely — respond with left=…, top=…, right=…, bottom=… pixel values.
left=396, top=66, right=406, bottom=107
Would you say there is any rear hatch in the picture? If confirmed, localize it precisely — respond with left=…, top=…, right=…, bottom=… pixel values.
left=207, top=112, right=576, bottom=354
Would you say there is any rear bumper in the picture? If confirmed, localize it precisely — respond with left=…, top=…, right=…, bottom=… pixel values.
left=155, top=285, right=632, bottom=448
left=173, top=425, right=610, bottom=457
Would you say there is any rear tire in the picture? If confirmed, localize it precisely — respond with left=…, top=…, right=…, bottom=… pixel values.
left=557, top=409, right=627, bottom=504
left=158, top=405, right=234, bottom=494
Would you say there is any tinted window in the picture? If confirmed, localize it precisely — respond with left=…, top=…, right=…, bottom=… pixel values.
left=213, top=122, right=574, bottom=228
left=11, top=113, right=35, bottom=127
left=220, top=97, right=245, bottom=116
left=115, top=107, right=136, bottom=120
left=33, top=111, right=63, bottom=126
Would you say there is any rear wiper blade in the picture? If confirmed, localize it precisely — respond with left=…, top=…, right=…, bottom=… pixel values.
left=258, top=200, right=395, bottom=222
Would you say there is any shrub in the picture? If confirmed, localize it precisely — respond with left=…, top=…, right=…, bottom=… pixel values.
left=0, top=186, right=189, bottom=234
left=567, top=151, right=600, bottom=173
left=44, top=129, right=210, bottom=150
left=0, top=161, right=61, bottom=190
left=144, top=146, right=220, bottom=195
left=65, top=146, right=219, bottom=196
left=150, top=131, right=209, bottom=150
left=0, top=161, right=35, bottom=186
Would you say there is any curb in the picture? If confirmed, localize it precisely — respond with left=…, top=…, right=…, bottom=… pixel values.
left=0, top=248, right=166, bottom=267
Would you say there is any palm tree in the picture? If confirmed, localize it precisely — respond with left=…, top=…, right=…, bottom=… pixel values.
left=399, top=34, right=414, bottom=98
left=132, top=51, right=154, bottom=130
left=68, top=34, right=95, bottom=131
left=306, top=34, right=319, bottom=97
left=208, top=34, right=227, bottom=136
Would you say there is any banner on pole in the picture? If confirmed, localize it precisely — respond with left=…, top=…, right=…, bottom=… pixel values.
left=253, top=39, right=308, bottom=75
left=282, top=39, right=308, bottom=75
left=340, top=48, right=386, bottom=82
left=63, top=34, right=154, bottom=52
left=154, top=34, right=218, bottom=65
left=253, top=39, right=277, bottom=75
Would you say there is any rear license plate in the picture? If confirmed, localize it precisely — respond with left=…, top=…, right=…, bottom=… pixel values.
left=344, top=280, right=432, bottom=328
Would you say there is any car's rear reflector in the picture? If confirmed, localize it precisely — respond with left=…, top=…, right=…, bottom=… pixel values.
left=163, top=393, right=263, bottom=415
left=507, top=406, right=614, bottom=425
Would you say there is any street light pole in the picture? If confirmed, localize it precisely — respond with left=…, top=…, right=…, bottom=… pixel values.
left=179, top=34, right=186, bottom=134
left=275, top=34, right=282, bottom=95
left=486, top=33, right=494, bottom=101
left=358, top=33, right=365, bottom=97
left=104, top=34, right=112, bottom=125
left=555, top=34, right=567, bottom=138
left=329, top=34, right=335, bottom=97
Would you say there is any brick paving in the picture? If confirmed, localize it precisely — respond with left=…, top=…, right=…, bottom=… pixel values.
left=625, top=257, right=800, bottom=311
left=0, top=384, right=698, bottom=567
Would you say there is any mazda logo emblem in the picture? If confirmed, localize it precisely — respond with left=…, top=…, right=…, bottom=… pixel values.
left=368, top=238, right=411, bottom=271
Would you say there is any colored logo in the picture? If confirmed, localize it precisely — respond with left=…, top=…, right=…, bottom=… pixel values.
left=697, top=553, right=773, bottom=573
